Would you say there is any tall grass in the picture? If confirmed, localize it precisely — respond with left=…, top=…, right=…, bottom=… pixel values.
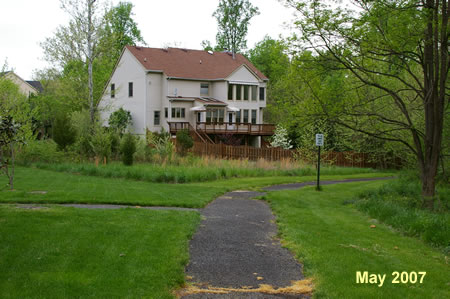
left=354, top=173, right=450, bottom=251
left=32, top=156, right=381, bottom=184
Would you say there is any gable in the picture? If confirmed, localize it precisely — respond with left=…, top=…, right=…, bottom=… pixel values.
left=226, top=65, right=260, bottom=84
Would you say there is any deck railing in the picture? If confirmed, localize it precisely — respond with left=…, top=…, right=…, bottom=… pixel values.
left=168, top=122, right=275, bottom=136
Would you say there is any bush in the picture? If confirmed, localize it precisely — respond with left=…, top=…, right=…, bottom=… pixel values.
left=176, top=129, right=193, bottom=156
left=90, top=126, right=112, bottom=164
left=109, top=108, right=132, bottom=134
left=70, top=109, right=93, bottom=157
left=53, top=113, right=76, bottom=150
left=121, top=133, right=136, bottom=166
left=16, top=139, right=66, bottom=165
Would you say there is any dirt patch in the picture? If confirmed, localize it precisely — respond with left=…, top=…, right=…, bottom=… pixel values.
left=28, top=191, right=48, bottom=195
left=177, top=279, right=313, bottom=297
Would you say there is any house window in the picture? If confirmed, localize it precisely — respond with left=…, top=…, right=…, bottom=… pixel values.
left=197, top=112, right=202, bottom=122
left=164, top=107, right=168, bottom=118
left=243, top=109, right=249, bottom=123
left=128, top=82, right=133, bottom=97
left=236, top=110, right=241, bottom=123
left=154, top=111, right=160, bottom=125
left=171, top=107, right=185, bottom=118
left=200, top=83, right=209, bottom=96
left=111, top=83, right=115, bottom=98
left=228, top=83, right=233, bottom=100
left=251, top=86, right=257, bottom=101
left=259, top=87, right=265, bottom=101
left=244, top=85, right=249, bottom=101
left=206, top=109, right=224, bottom=123
left=236, top=84, right=242, bottom=100
left=251, top=109, right=257, bottom=124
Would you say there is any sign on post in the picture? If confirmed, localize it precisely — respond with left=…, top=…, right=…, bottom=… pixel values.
left=316, top=134, right=324, bottom=147
left=315, top=134, right=324, bottom=190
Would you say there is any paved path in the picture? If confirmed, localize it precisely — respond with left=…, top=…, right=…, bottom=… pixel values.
left=180, top=177, right=394, bottom=298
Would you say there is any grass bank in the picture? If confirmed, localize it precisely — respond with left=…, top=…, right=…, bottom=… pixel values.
left=0, top=167, right=394, bottom=208
left=354, top=173, right=449, bottom=250
left=0, top=205, right=199, bottom=298
left=265, top=181, right=449, bottom=298
left=31, top=160, right=383, bottom=184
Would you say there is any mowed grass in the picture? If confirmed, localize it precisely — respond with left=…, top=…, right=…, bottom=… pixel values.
left=0, top=205, right=199, bottom=298
left=0, top=167, right=394, bottom=208
left=265, top=181, right=450, bottom=298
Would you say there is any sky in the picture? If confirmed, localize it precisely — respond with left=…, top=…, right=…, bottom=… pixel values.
left=0, top=0, right=297, bottom=80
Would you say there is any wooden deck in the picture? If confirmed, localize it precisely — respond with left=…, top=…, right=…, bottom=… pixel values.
left=168, top=122, right=275, bottom=136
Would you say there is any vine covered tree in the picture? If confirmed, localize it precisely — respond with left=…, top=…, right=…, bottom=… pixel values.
left=284, top=0, right=449, bottom=207
left=213, top=0, right=260, bottom=57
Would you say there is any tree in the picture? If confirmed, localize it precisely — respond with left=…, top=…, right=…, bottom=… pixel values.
left=176, top=129, right=193, bottom=156
left=108, top=108, right=132, bottom=135
left=270, top=125, right=293, bottom=149
left=41, top=1, right=145, bottom=123
left=248, top=36, right=290, bottom=83
left=0, top=71, right=34, bottom=190
left=103, top=1, right=145, bottom=60
left=285, top=0, right=449, bottom=206
left=41, top=0, right=105, bottom=123
left=213, top=0, right=260, bottom=57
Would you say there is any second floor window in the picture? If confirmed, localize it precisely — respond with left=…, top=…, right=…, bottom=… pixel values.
left=128, top=82, right=133, bottom=97
left=111, top=83, right=115, bottom=98
left=228, top=83, right=233, bottom=100
left=244, top=85, right=249, bottom=100
left=259, top=87, right=265, bottom=101
left=165, top=107, right=168, bottom=118
left=200, top=83, right=209, bottom=96
left=251, top=86, right=257, bottom=101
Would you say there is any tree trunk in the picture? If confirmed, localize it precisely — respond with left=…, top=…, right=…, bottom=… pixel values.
left=9, top=142, right=14, bottom=190
left=88, top=0, right=95, bottom=123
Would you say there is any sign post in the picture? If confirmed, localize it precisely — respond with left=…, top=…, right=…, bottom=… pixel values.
left=315, top=134, right=324, bottom=190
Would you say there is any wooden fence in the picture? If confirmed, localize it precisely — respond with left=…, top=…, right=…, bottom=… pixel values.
left=188, top=142, right=401, bottom=169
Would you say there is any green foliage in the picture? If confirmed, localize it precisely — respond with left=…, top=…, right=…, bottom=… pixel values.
left=120, top=133, right=136, bottom=166
left=52, top=113, right=76, bottom=151
left=16, top=139, right=66, bottom=165
left=355, top=174, right=450, bottom=249
left=32, top=159, right=384, bottom=185
left=103, top=1, right=145, bottom=59
left=213, top=0, right=259, bottom=54
left=108, top=108, right=132, bottom=134
left=0, top=75, right=34, bottom=189
left=70, top=109, right=93, bottom=156
left=89, top=125, right=112, bottom=163
left=176, top=129, right=193, bottom=156
left=247, top=36, right=289, bottom=83
left=148, top=129, right=174, bottom=163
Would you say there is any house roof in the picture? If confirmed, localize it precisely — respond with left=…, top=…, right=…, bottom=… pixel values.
left=26, top=81, right=43, bottom=93
left=126, top=46, right=268, bottom=81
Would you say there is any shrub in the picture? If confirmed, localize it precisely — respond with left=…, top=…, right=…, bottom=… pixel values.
left=109, top=108, right=132, bottom=134
left=16, top=139, right=65, bottom=165
left=70, top=109, right=93, bottom=157
left=53, top=113, right=76, bottom=150
left=121, top=133, right=136, bottom=166
left=90, top=126, right=112, bottom=165
left=176, top=129, right=193, bottom=156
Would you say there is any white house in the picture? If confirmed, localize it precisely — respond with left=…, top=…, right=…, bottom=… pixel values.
left=100, top=46, right=274, bottom=147
left=1, top=71, right=43, bottom=97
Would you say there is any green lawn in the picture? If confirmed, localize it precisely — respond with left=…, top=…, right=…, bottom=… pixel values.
left=0, top=205, right=199, bottom=298
left=0, top=167, right=394, bottom=208
left=265, top=181, right=450, bottom=298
